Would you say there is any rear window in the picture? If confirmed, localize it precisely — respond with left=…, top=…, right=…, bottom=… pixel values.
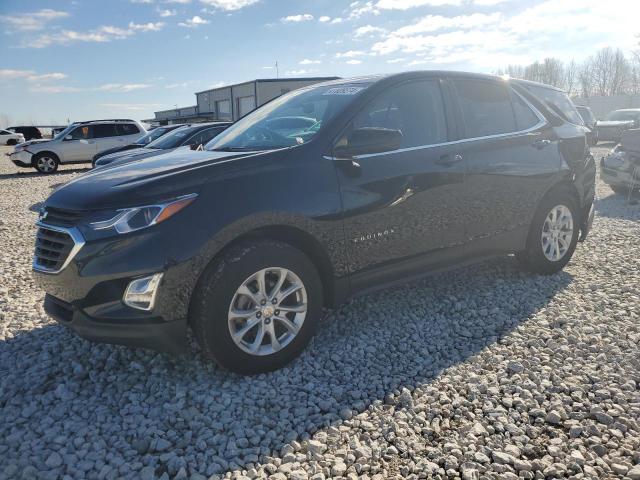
left=93, top=124, right=119, bottom=138
left=452, top=78, right=517, bottom=138
left=521, top=84, right=583, bottom=125
left=117, top=123, right=140, bottom=135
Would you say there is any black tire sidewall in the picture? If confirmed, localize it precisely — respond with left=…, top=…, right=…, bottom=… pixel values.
left=33, top=153, right=59, bottom=173
left=523, top=191, right=580, bottom=274
left=192, top=241, right=323, bottom=374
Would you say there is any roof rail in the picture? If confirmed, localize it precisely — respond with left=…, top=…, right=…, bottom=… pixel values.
left=75, top=118, right=137, bottom=124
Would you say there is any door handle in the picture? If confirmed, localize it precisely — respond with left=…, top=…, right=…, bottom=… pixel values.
left=435, top=153, right=463, bottom=167
left=532, top=139, right=552, bottom=149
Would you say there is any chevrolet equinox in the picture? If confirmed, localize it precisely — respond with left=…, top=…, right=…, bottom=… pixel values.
left=34, top=72, right=596, bottom=374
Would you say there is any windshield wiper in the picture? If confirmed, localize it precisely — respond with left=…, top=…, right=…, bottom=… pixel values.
left=211, top=146, right=257, bottom=152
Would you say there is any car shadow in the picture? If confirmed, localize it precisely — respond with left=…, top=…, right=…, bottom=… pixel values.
left=0, top=168, right=89, bottom=180
left=0, top=256, right=573, bottom=477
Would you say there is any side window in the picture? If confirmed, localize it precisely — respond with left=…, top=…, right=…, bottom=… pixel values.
left=348, top=79, right=448, bottom=149
left=452, top=79, right=517, bottom=138
left=117, top=123, right=140, bottom=135
left=185, top=128, right=221, bottom=146
left=92, top=124, right=119, bottom=138
left=511, top=92, right=540, bottom=130
left=68, top=125, right=93, bottom=140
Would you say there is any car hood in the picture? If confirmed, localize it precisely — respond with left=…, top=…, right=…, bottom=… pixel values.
left=597, top=120, right=635, bottom=127
left=20, top=139, right=51, bottom=147
left=98, top=145, right=153, bottom=163
left=46, top=148, right=272, bottom=211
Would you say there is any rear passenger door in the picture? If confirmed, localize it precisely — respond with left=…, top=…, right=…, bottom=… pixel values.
left=446, top=76, right=561, bottom=254
left=117, top=123, right=143, bottom=143
left=92, top=124, right=123, bottom=152
left=334, top=78, right=468, bottom=290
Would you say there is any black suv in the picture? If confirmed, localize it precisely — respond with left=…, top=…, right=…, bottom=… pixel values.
left=8, top=126, right=42, bottom=140
left=34, top=71, right=595, bottom=374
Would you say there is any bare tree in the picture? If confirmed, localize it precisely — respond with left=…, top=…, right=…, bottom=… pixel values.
left=587, top=47, right=630, bottom=96
left=564, top=60, right=579, bottom=96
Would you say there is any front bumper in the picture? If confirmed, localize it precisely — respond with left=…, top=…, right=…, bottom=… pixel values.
left=44, top=294, right=186, bottom=353
left=33, top=219, right=205, bottom=354
left=8, top=150, right=33, bottom=168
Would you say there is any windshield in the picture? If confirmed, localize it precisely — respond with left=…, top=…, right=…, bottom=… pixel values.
left=134, top=126, right=173, bottom=145
left=147, top=125, right=198, bottom=149
left=605, top=110, right=640, bottom=121
left=205, top=83, right=370, bottom=151
left=53, top=124, right=77, bottom=140
left=576, top=107, right=595, bottom=124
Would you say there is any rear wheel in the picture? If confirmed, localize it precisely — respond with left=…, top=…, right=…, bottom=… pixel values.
left=191, top=240, right=323, bottom=374
left=33, top=153, right=59, bottom=174
left=7, top=139, right=17, bottom=146
left=517, top=190, right=579, bottom=274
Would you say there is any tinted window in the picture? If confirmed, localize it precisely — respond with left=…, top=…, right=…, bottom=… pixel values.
left=0, top=130, right=9, bottom=134
left=604, top=110, right=640, bottom=121
left=349, top=80, right=447, bottom=148
left=452, top=79, right=517, bottom=138
left=147, top=126, right=195, bottom=149
left=184, top=127, right=225, bottom=146
left=117, top=123, right=140, bottom=135
left=68, top=125, right=93, bottom=140
left=511, top=92, right=540, bottom=130
left=576, top=106, right=595, bottom=124
left=93, top=124, right=119, bottom=138
left=521, top=84, right=582, bottom=125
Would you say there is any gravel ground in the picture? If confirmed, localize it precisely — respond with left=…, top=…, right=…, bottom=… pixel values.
left=0, top=144, right=639, bottom=480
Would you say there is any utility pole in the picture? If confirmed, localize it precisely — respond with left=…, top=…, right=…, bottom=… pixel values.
left=275, top=61, right=279, bottom=79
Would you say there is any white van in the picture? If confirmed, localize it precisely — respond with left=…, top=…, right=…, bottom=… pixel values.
left=9, top=119, right=146, bottom=173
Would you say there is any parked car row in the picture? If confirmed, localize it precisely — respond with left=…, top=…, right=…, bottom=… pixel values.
left=32, top=71, right=596, bottom=374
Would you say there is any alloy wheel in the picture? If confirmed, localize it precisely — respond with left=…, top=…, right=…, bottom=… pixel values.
left=227, top=267, right=307, bottom=356
left=541, top=204, right=574, bottom=261
left=37, top=157, right=56, bottom=173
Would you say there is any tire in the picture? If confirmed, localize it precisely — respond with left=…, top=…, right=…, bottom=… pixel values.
left=517, top=190, right=580, bottom=275
left=190, top=240, right=323, bottom=374
left=7, top=139, right=17, bottom=146
left=33, top=152, right=59, bottom=174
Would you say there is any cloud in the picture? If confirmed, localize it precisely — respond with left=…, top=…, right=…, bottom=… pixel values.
left=26, top=22, right=165, bottom=48
left=345, top=59, right=363, bottom=65
left=369, top=0, right=640, bottom=68
left=0, top=69, right=67, bottom=82
left=318, top=16, right=331, bottom=22
left=336, top=50, right=367, bottom=58
left=30, top=83, right=152, bottom=94
left=349, top=1, right=380, bottom=19
left=376, top=0, right=461, bottom=9
left=178, top=16, right=210, bottom=27
left=198, top=0, right=259, bottom=10
left=0, top=8, right=69, bottom=32
left=131, top=0, right=154, bottom=3
left=165, top=0, right=191, bottom=3
left=285, top=69, right=315, bottom=76
left=354, top=25, right=387, bottom=37
left=165, top=82, right=191, bottom=88
left=299, top=59, right=321, bottom=65
left=281, top=14, right=314, bottom=23
left=99, top=103, right=162, bottom=111
left=158, top=8, right=177, bottom=16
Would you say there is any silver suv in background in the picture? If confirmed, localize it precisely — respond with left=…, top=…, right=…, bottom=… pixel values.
left=8, top=119, right=146, bottom=173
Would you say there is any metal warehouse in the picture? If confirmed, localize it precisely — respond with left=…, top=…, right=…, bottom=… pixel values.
left=147, top=77, right=339, bottom=125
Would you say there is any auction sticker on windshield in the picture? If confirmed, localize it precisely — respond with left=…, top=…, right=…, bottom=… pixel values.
left=323, top=86, right=366, bottom=95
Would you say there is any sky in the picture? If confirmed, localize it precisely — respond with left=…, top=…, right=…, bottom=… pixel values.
left=1, top=0, right=639, bottom=125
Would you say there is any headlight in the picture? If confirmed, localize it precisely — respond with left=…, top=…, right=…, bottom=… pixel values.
left=89, top=193, right=197, bottom=234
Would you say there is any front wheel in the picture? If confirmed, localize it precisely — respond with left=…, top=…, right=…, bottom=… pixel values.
left=190, top=240, right=323, bottom=374
left=7, top=139, right=17, bottom=146
left=517, top=191, right=579, bottom=275
left=33, top=153, right=59, bottom=174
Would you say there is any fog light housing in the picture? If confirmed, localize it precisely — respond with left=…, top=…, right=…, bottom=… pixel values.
left=123, top=273, right=163, bottom=311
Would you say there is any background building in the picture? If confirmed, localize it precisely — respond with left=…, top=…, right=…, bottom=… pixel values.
left=146, top=77, right=339, bottom=125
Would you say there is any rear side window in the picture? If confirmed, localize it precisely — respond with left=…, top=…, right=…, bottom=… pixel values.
left=350, top=79, right=448, bottom=148
left=511, top=92, right=540, bottom=130
left=92, top=124, right=119, bottom=138
left=452, top=78, right=516, bottom=138
left=117, top=123, right=140, bottom=135
left=522, top=84, right=582, bottom=125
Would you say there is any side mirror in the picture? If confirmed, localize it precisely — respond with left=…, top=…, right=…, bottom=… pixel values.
left=189, top=143, right=203, bottom=151
left=64, top=135, right=73, bottom=141
left=334, top=127, right=403, bottom=159
left=79, top=139, right=89, bottom=144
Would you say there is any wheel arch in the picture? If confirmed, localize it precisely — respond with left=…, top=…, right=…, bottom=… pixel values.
left=192, top=224, right=338, bottom=314
left=31, top=150, right=60, bottom=166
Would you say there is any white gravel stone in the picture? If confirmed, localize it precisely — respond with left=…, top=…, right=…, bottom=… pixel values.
left=0, top=145, right=639, bottom=480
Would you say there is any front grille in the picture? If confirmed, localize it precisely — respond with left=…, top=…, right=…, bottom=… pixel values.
left=33, top=224, right=84, bottom=274
left=42, top=207, right=86, bottom=227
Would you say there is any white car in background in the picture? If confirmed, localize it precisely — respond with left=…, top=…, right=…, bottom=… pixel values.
left=8, top=119, right=146, bottom=173
left=0, top=129, right=25, bottom=146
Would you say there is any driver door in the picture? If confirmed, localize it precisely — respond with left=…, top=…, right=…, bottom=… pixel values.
left=63, top=125, right=97, bottom=162
left=333, top=78, right=469, bottom=291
